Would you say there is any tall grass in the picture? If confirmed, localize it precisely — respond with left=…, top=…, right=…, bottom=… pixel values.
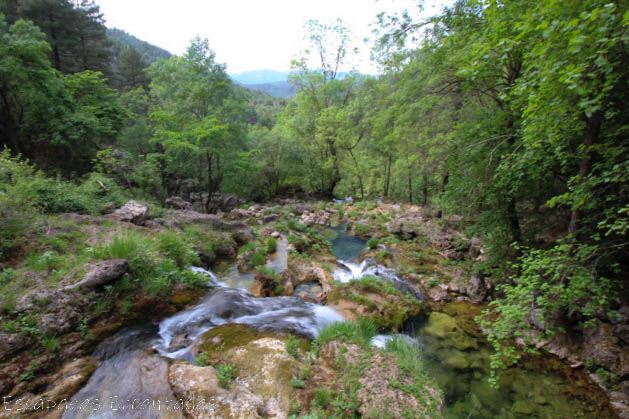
left=314, top=318, right=379, bottom=347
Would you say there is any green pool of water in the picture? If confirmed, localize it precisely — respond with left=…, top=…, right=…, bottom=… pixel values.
left=318, top=224, right=367, bottom=261
left=409, top=308, right=613, bottom=418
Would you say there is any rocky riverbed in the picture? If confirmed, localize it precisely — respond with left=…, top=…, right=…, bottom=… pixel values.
left=0, top=198, right=625, bottom=418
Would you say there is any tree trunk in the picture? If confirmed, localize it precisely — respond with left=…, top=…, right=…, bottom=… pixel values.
left=505, top=195, right=522, bottom=243
left=384, top=154, right=392, bottom=198
left=407, top=166, right=413, bottom=204
left=422, top=172, right=428, bottom=206
left=568, top=112, right=602, bottom=237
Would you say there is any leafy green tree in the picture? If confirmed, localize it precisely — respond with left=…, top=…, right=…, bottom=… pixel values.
left=149, top=37, right=247, bottom=210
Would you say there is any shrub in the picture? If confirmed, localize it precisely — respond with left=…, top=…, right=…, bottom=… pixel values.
left=367, top=238, right=380, bottom=249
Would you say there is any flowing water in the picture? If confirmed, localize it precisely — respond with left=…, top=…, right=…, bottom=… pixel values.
left=63, top=236, right=342, bottom=419
left=325, top=225, right=612, bottom=418
left=65, top=226, right=611, bottom=418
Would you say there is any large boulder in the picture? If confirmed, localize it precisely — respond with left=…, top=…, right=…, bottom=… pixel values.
left=109, top=200, right=148, bottom=225
left=65, top=259, right=129, bottom=290
left=172, top=324, right=300, bottom=418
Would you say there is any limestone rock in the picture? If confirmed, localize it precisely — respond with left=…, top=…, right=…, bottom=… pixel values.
left=0, top=333, right=30, bottom=362
left=165, top=196, right=192, bottom=210
left=66, top=259, right=129, bottom=290
left=109, top=200, right=148, bottom=225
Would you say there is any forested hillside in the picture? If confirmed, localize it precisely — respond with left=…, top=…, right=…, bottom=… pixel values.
left=1, top=0, right=629, bottom=416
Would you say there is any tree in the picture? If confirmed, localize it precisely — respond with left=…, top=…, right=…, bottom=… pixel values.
left=117, top=46, right=150, bottom=90
left=281, top=19, right=359, bottom=197
left=149, top=37, right=247, bottom=210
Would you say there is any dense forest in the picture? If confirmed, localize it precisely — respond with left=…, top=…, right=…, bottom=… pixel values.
left=1, top=0, right=629, bottom=402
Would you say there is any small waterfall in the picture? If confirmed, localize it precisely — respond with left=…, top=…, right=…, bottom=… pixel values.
left=332, top=260, right=423, bottom=302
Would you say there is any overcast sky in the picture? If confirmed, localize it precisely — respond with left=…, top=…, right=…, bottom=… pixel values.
left=95, top=0, right=448, bottom=74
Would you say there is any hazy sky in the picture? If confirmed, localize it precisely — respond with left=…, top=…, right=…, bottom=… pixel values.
left=95, top=0, right=447, bottom=74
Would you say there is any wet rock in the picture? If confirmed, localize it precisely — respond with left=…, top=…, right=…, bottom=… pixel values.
left=263, top=214, right=279, bottom=224
left=513, top=400, right=535, bottom=415
left=165, top=196, right=192, bottom=210
left=467, top=274, right=487, bottom=301
left=271, top=231, right=281, bottom=239
left=65, top=259, right=129, bottom=290
left=38, top=310, right=82, bottom=335
left=0, top=333, right=30, bottom=361
left=230, top=208, right=251, bottom=218
left=423, top=312, right=478, bottom=350
left=584, top=323, right=620, bottom=370
left=427, top=286, right=452, bottom=303
left=169, top=363, right=265, bottom=419
left=109, top=200, right=148, bottom=225
left=169, top=334, right=191, bottom=353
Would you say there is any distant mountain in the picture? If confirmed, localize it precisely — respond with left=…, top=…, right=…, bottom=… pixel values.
left=230, top=70, right=289, bottom=85
left=243, top=81, right=296, bottom=99
left=107, top=28, right=172, bottom=64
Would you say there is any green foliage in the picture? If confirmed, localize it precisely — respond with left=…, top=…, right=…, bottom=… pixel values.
left=286, top=334, right=300, bottom=358
left=480, top=241, right=614, bottom=384
left=314, top=388, right=332, bottom=409
left=291, top=378, right=306, bottom=389
left=314, top=318, right=378, bottom=348
left=367, top=238, right=380, bottom=249
left=194, top=352, right=210, bottom=367
left=266, top=237, right=278, bottom=253
left=41, top=336, right=61, bottom=352
left=19, top=362, right=38, bottom=382
left=215, top=364, right=237, bottom=389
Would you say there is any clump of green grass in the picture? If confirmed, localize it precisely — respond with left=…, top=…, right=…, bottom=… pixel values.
left=291, top=378, right=306, bottom=389
left=314, top=388, right=332, bottom=409
left=267, top=237, right=278, bottom=253
left=314, top=318, right=378, bottom=348
left=286, top=334, right=300, bottom=358
left=367, top=238, right=380, bottom=249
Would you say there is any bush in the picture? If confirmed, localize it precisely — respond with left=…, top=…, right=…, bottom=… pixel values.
left=367, top=238, right=379, bottom=249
